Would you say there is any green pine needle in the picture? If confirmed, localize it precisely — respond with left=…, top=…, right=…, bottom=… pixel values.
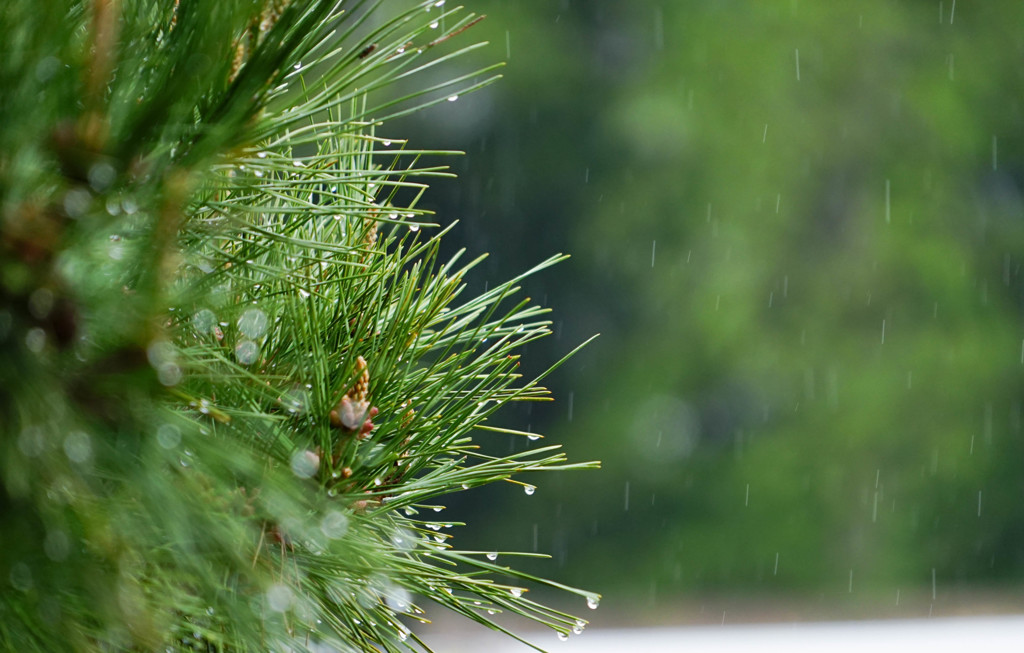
left=1, top=1, right=598, bottom=651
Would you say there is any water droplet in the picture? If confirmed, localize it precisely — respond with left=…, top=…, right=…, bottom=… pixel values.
left=254, top=169, right=263, bottom=177
left=430, top=21, right=439, bottom=28
left=382, top=140, right=392, bottom=147
left=257, top=151, right=268, bottom=158
left=320, top=510, right=349, bottom=539
left=557, top=632, right=568, bottom=642
left=293, top=63, right=302, bottom=70
left=284, top=388, right=308, bottom=415
left=63, top=188, right=91, bottom=218
left=384, top=584, right=411, bottom=612
left=156, top=424, right=181, bottom=449
left=290, top=449, right=319, bottom=479
left=237, top=307, right=269, bottom=338
left=266, top=584, right=294, bottom=612
left=527, top=433, right=540, bottom=441
left=25, top=327, right=46, bottom=353
left=510, top=588, right=523, bottom=598
left=44, top=529, right=70, bottom=561
left=391, top=528, right=415, bottom=551
left=434, top=0, right=445, bottom=6
left=9, top=562, right=32, bottom=592
left=147, top=340, right=176, bottom=370
left=107, top=241, right=125, bottom=260
left=17, top=425, right=45, bottom=457
left=447, top=95, right=459, bottom=102
left=572, top=624, right=584, bottom=635
left=408, top=224, right=420, bottom=232
left=524, top=485, right=536, bottom=496
left=157, top=362, right=182, bottom=386
left=486, top=552, right=498, bottom=561
left=86, top=162, right=115, bottom=192
left=234, top=340, right=260, bottom=365
left=192, top=309, right=217, bottom=334
left=27, top=288, right=53, bottom=320
left=586, top=595, right=600, bottom=610
left=433, top=506, right=443, bottom=512
left=63, top=431, right=92, bottom=464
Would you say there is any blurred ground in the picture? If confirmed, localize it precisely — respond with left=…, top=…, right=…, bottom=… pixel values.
left=415, top=588, right=1024, bottom=651
left=419, top=615, right=1024, bottom=653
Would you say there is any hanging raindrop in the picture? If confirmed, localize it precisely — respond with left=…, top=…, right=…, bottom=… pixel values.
left=320, top=511, right=349, bottom=539
left=266, top=584, right=294, bottom=612
left=234, top=340, right=260, bottom=365
left=290, top=450, right=319, bottom=479
left=156, top=424, right=181, bottom=449
left=391, top=528, right=415, bottom=551
left=237, top=307, right=269, bottom=339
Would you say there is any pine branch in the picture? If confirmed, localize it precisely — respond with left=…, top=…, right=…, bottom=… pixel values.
left=0, top=1, right=599, bottom=651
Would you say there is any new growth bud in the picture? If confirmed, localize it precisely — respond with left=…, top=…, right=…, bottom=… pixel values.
left=329, top=356, right=377, bottom=438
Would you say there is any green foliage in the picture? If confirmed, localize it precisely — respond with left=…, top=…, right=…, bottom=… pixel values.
left=409, top=0, right=1024, bottom=606
left=0, top=1, right=597, bottom=650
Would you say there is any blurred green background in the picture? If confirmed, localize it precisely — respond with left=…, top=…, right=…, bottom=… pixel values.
left=396, top=0, right=1024, bottom=622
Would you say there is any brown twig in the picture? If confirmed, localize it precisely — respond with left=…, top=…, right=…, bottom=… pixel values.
left=426, top=15, right=486, bottom=49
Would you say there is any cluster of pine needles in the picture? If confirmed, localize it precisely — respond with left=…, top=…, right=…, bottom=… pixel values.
left=0, top=1, right=598, bottom=651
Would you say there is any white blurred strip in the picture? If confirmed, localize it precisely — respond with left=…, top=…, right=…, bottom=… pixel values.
left=420, top=616, right=1024, bottom=653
